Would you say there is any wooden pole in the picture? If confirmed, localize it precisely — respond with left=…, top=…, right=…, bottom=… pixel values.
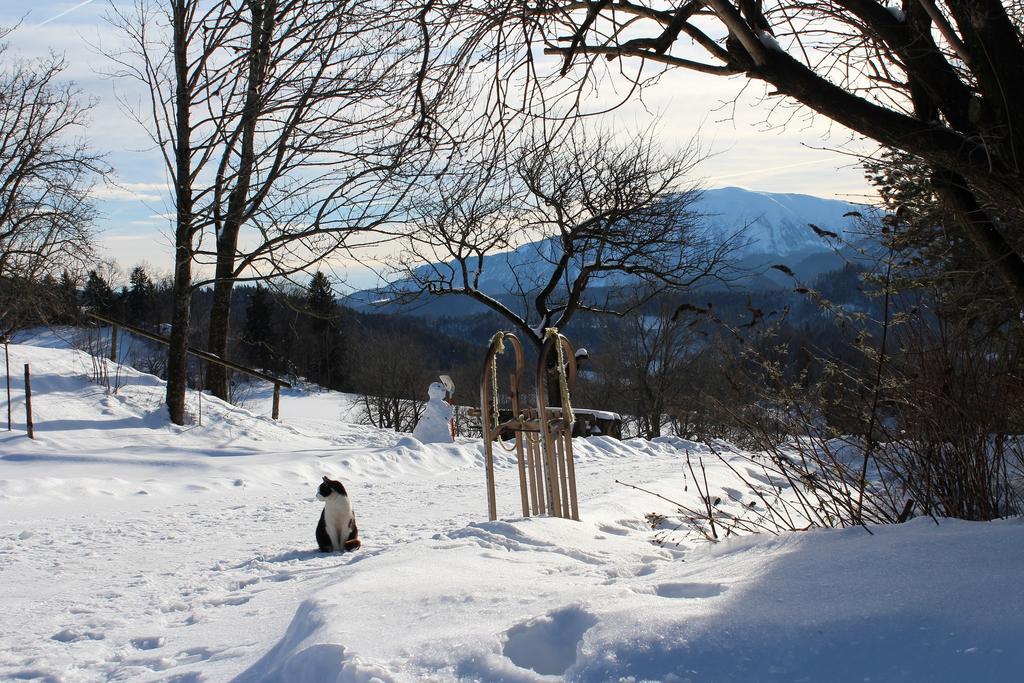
left=109, top=325, right=118, bottom=362
left=86, top=311, right=292, bottom=424
left=528, top=432, right=544, bottom=515
left=533, top=331, right=583, bottom=520
left=559, top=336, right=581, bottom=520
left=556, top=431, right=571, bottom=518
left=4, top=339, right=11, bottom=431
left=542, top=419, right=562, bottom=516
left=24, top=364, right=33, bottom=439
left=565, top=436, right=580, bottom=521
left=481, top=353, right=498, bottom=521
left=536, top=336, right=563, bottom=517
left=510, top=372, right=529, bottom=517
left=483, top=400, right=497, bottom=521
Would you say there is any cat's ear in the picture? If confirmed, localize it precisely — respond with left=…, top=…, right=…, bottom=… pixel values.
left=322, top=475, right=329, bottom=482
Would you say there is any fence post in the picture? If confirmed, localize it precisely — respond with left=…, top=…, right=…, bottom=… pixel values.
left=272, top=383, right=281, bottom=420
left=4, top=338, right=10, bottom=431
left=24, top=363, right=33, bottom=439
left=109, top=325, right=119, bottom=362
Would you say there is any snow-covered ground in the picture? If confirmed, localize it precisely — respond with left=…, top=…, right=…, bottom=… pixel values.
left=1, top=334, right=1022, bottom=682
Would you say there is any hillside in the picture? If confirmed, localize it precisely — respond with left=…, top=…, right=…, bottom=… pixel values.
left=0, top=333, right=1021, bottom=682
left=699, top=186, right=867, bottom=256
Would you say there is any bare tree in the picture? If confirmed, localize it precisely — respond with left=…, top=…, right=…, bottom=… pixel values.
left=349, top=327, right=432, bottom=432
left=107, top=0, right=443, bottom=419
left=451, top=1, right=1024, bottom=316
left=395, top=129, right=734, bottom=350
left=0, top=29, right=105, bottom=334
left=594, top=300, right=709, bottom=438
left=105, top=0, right=223, bottom=424
left=190, top=0, right=436, bottom=400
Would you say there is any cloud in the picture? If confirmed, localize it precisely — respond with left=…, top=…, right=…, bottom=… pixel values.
left=91, top=182, right=167, bottom=203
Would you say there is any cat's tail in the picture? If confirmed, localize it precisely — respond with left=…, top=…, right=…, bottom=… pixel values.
left=344, top=515, right=361, bottom=551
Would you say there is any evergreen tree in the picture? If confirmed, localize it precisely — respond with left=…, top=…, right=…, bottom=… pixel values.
left=305, top=271, right=345, bottom=387
left=82, top=270, right=115, bottom=317
left=58, top=271, right=79, bottom=322
left=126, top=266, right=157, bottom=326
left=242, top=284, right=277, bottom=371
left=864, top=150, right=1014, bottom=330
left=307, top=271, right=337, bottom=330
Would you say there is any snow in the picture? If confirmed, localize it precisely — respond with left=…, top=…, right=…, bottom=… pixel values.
left=239, top=378, right=363, bottom=425
left=698, top=186, right=866, bottom=257
left=576, top=408, right=619, bottom=421
left=1, top=334, right=1023, bottom=682
left=886, top=5, right=907, bottom=22
left=756, top=30, right=783, bottom=52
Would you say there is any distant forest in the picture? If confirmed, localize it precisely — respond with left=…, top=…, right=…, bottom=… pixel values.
left=12, top=259, right=881, bottom=439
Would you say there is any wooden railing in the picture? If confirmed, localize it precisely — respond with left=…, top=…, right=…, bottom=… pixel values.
left=86, top=312, right=292, bottom=420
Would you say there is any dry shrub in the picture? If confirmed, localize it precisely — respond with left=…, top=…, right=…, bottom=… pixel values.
left=708, top=289, right=1024, bottom=531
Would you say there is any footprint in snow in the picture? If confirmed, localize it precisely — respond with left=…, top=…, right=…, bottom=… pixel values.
left=652, top=582, right=726, bottom=599
left=203, top=594, right=251, bottom=607
left=503, top=606, right=598, bottom=676
left=156, top=671, right=203, bottom=682
left=131, top=636, right=165, bottom=650
left=52, top=628, right=105, bottom=643
left=174, top=646, right=217, bottom=665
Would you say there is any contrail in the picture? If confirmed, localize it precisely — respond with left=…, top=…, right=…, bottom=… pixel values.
left=709, top=156, right=841, bottom=183
left=37, top=0, right=99, bottom=27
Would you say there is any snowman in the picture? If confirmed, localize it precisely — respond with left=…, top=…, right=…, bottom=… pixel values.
left=412, top=376, right=455, bottom=443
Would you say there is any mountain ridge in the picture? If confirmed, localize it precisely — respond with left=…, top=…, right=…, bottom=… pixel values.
left=345, top=187, right=877, bottom=314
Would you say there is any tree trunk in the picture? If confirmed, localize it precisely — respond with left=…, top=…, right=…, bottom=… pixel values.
left=165, top=0, right=195, bottom=426
left=166, top=251, right=192, bottom=425
left=931, top=171, right=1024, bottom=313
left=204, top=0, right=273, bottom=401
left=204, top=262, right=235, bottom=401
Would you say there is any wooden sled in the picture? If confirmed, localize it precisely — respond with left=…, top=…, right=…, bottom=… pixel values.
left=479, top=331, right=580, bottom=521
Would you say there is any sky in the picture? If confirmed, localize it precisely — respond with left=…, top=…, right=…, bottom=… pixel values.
left=2, top=1, right=877, bottom=289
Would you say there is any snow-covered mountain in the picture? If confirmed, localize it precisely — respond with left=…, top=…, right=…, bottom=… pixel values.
left=348, top=187, right=873, bottom=311
left=471, top=186, right=870, bottom=291
left=700, top=186, right=869, bottom=256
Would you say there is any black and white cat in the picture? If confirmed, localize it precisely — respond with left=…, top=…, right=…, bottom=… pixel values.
left=315, top=476, right=361, bottom=552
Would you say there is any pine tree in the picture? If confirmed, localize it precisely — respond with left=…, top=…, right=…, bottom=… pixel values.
left=242, top=284, right=277, bottom=371
left=82, top=270, right=115, bottom=317
left=307, top=271, right=337, bottom=329
left=58, top=271, right=79, bottom=322
left=305, top=271, right=345, bottom=387
left=126, top=266, right=157, bottom=326
left=863, top=150, right=1012, bottom=329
